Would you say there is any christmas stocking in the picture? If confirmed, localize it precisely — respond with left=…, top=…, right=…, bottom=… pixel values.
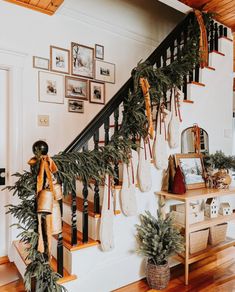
left=120, top=150, right=138, bottom=216
left=99, top=174, right=114, bottom=251
left=153, top=107, right=168, bottom=170
left=168, top=88, right=182, bottom=149
left=138, top=138, right=152, bottom=192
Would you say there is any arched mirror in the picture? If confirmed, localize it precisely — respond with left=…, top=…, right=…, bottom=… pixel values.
left=181, top=125, right=209, bottom=154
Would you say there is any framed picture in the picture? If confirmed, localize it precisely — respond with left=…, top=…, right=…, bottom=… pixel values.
left=33, top=56, right=49, bottom=70
left=38, top=71, right=64, bottom=104
left=95, top=44, right=104, bottom=60
left=175, top=153, right=206, bottom=190
left=68, top=99, right=84, bottom=113
left=65, top=76, right=88, bottom=100
left=50, top=46, right=70, bottom=74
left=89, top=80, right=105, bottom=104
left=71, top=42, right=94, bottom=78
left=95, top=60, right=115, bottom=84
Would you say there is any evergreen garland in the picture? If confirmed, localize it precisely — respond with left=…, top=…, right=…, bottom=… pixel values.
left=204, top=150, right=235, bottom=170
left=6, top=12, right=211, bottom=291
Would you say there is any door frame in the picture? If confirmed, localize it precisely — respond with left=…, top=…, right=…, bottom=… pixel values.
left=0, top=48, right=27, bottom=260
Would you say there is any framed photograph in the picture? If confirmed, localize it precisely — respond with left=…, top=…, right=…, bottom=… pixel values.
left=71, top=42, right=94, bottom=78
left=175, top=154, right=206, bottom=190
left=68, top=99, right=84, bottom=113
left=33, top=56, right=49, bottom=70
left=95, top=60, right=115, bottom=84
left=65, top=76, right=88, bottom=100
left=89, top=80, right=105, bottom=105
left=95, top=44, right=104, bottom=60
left=38, top=71, right=64, bottom=104
left=50, top=46, right=70, bottom=74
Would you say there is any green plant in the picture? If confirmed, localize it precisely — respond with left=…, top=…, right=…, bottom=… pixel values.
left=204, top=151, right=235, bottom=170
left=136, top=205, right=184, bottom=266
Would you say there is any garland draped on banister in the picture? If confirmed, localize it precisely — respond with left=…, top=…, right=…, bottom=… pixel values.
left=6, top=11, right=211, bottom=292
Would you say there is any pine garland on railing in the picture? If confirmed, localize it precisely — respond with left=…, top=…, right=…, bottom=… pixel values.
left=6, top=12, right=211, bottom=292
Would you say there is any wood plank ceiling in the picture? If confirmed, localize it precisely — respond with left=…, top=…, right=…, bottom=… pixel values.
left=4, top=0, right=64, bottom=15
left=179, top=0, right=235, bottom=72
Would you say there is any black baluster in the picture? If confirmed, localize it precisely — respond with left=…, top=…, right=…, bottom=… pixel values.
left=114, top=108, right=119, bottom=134
left=214, top=23, right=218, bottom=51
left=82, top=181, right=89, bottom=243
left=223, top=27, right=227, bottom=37
left=170, top=43, right=174, bottom=64
left=71, top=179, right=77, bottom=246
left=183, top=28, right=188, bottom=99
left=209, top=20, right=214, bottom=52
left=156, top=56, right=161, bottom=68
left=57, top=232, right=63, bottom=276
left=195, top=64, right=200, bottom=82
left=57, top=195, right=63, bottom=276
left=104, top=117, right=110, bottom=145
left=114, top=108, right=120, bottom=186
left=219, top=25, right=223, bottom=38
left=93, top=130, right=100, bottom=214
left=176, top=34, right=181, bottom=59
left=162, top=51, right=167, bottom=67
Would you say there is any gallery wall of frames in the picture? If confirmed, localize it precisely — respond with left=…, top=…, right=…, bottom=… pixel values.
left=33, top=42, right=115, bottom=114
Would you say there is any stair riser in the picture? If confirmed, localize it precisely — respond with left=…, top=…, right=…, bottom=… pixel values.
left=63, top=203, right=100, bottom=241
left=51, top=237, right=72, bottom=274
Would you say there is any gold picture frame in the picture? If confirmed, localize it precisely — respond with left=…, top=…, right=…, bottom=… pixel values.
left=174, top=153, right=206, bottom=190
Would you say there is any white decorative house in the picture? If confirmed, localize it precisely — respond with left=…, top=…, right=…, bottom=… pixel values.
left=205, top=198, right=218, bottom=218
left=219, top=202, right=232, bottom=216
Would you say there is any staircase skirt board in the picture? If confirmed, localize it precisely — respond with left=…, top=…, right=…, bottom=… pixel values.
left=12, top=241, right=77, bottom=285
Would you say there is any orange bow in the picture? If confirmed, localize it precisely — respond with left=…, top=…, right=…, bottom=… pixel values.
left=139, top=77, right=154, bottom=139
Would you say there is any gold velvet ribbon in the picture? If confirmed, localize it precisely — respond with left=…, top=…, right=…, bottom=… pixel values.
left=195, top=9, right=208, bottom=68
left=139, top=77, right=154, bottom=139
left=28, top=155, right=58, bottom=254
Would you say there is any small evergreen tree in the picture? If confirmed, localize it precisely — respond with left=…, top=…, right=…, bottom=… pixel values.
left=136, top=204, right=184, bottom=266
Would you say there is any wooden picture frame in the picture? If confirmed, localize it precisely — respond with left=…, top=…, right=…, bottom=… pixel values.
left=50, top=46, right=70, bottom=74
left=174, top=153, right=206, bottom=190
left=33, top=56, right=49, bottom=70
left=71, top=42, right=94, bottom=78
left=95, top=44, right=104, bottom=60
left=68, top=99, right=84, bottom=113
left=65, top=76, right=88, bottom=100
left=89, top=80, right=105, bottom=105
left=95, top=60, right=115, bottom=84
left=38, top=71, right=64, bottom=104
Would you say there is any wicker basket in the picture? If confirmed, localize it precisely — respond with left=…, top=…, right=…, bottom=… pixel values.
left=209, top=223, right=228, bottom=245
left=146, top=260, right=170, bottom=290
left=190, top=228, right=209, bottom=254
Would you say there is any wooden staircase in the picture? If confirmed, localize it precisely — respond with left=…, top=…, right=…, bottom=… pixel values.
left=11, top=12, right=233, bottom=292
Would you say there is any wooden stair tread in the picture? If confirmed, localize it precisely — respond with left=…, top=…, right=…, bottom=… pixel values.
left=204, top=66, right=216, bottom=71
left=218, top=36, right=233, bottom=42
left=13, top=240, right=77, bottom=284
left=210, top=50, right=225, bottom=56
left=63, top=195, right=121, bottom=218
left=188, top=81, right=205, bottom=87
left=54, top=222, right=99, bottom=252
left=183, top=100, right=194, bottom=104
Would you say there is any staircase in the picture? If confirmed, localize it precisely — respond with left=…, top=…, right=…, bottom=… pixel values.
left=11, top=12, right=233, bottom=292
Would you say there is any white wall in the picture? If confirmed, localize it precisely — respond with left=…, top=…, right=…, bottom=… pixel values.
left=0, top=0, right=183, bottom=165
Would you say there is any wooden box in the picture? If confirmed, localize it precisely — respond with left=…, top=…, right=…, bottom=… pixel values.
left=172, top=210, right=204, bottom=225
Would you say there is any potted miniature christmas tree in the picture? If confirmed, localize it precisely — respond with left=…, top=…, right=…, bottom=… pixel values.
left=136, top=202, right=184, bottom=290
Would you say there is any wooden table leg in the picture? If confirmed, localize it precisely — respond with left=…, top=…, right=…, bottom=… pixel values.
left=185, top=200, right=189, bottom=285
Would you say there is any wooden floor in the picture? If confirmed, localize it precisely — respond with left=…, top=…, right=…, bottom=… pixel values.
left=0, top=262, right=24, bottom=292
left=114, top=247, right=235, bottom=292
left=2, top=247, right=235, bottom=291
